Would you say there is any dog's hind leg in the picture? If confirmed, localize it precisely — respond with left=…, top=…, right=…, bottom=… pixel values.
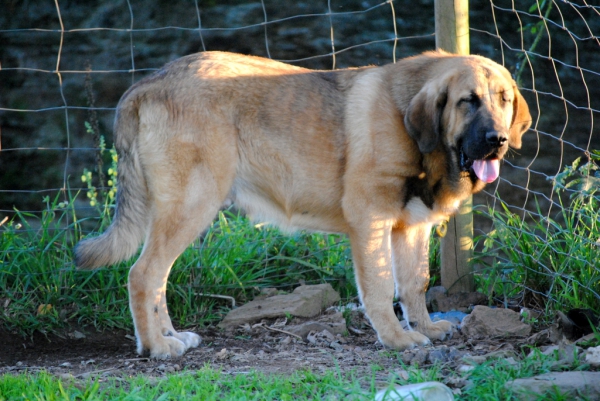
left=128, top=130, right=237, bottom=358
left=391, top=223, right=455, bottom=342
left=128, top=167, right=229, bottom=358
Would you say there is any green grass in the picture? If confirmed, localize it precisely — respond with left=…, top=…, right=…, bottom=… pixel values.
left=0, top=191, right=358, bottom=337
left=0, top=367, right=368, bottom=401
left=473, top=153, right=600, bottom=317
left=0, top=349, right=590, bottom=401
left=0, top=366, right=383, bottom=401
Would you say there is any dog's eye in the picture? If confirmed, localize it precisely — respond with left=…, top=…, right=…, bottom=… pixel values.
left=500, top=91, right=512, bottom=104
left=458, top=94, right=479, bottom=108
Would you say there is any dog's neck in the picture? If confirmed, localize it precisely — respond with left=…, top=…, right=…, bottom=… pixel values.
left=403, top=148, right=485, bottom=212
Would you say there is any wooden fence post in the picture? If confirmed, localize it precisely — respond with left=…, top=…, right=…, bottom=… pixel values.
left=435, top=0, right=475, bottom=294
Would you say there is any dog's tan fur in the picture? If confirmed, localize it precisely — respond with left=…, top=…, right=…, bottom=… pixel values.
left=75, top=51, right=531, bottom=359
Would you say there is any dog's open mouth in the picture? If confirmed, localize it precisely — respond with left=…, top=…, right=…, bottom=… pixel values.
left=459, top=148, right=500, bottom=183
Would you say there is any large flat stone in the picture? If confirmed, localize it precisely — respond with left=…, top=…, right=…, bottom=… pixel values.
left=505, top=371, right=600, bottom=400
left=461, top=305, right=531, bottom=338
left=218, top=284, right=340, bottom=329
left=585, top=346, right=600, bottom=367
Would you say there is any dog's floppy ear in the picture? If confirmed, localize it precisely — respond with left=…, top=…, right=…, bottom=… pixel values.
left=404, top=85, right=448, bottom=154
left=508, top=86, right=532, bottom=149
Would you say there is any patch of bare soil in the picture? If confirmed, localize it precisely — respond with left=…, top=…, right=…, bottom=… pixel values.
left=0, top=318, right=528, bottom=385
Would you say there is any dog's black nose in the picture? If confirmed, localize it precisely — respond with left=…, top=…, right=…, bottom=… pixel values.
left=486, top=131, right=507, bottom=147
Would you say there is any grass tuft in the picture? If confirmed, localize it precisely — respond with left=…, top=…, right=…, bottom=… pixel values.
left=474, top=153, right=600, bottom=316
left=0, top=195, right=356, bottom=337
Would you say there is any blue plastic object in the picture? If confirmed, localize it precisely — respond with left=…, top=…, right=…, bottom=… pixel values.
left=430, top=311, right=468, bottom=327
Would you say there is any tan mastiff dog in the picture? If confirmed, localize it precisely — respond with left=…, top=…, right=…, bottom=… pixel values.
left=75, top=51, right=531, bottom=359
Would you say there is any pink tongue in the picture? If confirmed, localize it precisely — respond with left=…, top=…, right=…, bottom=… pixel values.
left=472, top=159, right=500, bottom=183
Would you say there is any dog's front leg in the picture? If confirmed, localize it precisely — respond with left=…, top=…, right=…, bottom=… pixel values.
left=349, top=219, right=431, bottom=350
left=391, top=223, right=455, bottom=341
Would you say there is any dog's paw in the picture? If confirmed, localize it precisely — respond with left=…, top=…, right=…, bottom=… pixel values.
left=174, top=331, right=201, bottom=349
left=379, top=330, right=431, bottom=350
left=418, top=319, right=455, bottom=341
left=139, top=336, right=187, bottom=359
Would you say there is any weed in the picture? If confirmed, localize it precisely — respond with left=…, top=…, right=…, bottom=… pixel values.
left=0, top=200, right=356, bottom=337
left=80, top=121, right=118, bottom=229
left=474, top=153, right=600, bottom=315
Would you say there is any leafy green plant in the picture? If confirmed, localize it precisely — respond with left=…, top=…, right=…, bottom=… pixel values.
left=81, top=121, right=118, bottom=228
left=474, top=152, right=600, bottom=314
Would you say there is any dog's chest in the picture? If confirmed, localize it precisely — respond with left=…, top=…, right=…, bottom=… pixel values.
left=401, top=175, right=463, bottom=226
left=402, top=196, right=460, bottom=227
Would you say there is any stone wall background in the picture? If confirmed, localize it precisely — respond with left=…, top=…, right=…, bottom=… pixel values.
left=1, top=0, right=599, bottom=217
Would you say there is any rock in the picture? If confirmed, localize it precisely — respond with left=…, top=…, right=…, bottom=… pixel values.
left=430, top=291, right=487, bottom=313
left=426, top=346, right=468, bottom=364
left=446, top=376, right=469, bottom=389
left=398, top=320, right=411, bottom=330
left=215, top=348, right=229, bottom=360
left=575, top=333, right=597, bottom=344
left=535, top=344, right=581, bottom=369
left=585, top=346, right=600, bottom=367
left=329, top=340, right=345, bottom=351
left=70, top=331, right=86, bottom=340
left=375, top=381, right=455, bottom=401
left=461, top=306, right=531, bottom=339
left=401, top=349, right=429, bottom=366
left=426, top=286, right=447, bottom=309
left=286, top=311, right=347, bottom=338
left=505, top=372, right=600, bottom=400
left=256, top=287, right=279, bottom=298
left=393, top=370, right=410, bottom=381
left=457, top=364, right=475, bottom=373
left=306, top=329, right=335, bottom=345
left=427, top=347, right=448, bottom=364
left=462, top=355, right=487, bottom=365
left=532, top=311, right=600, bottom=344
left=462, top=350, right=519, bottom=367
left=218, top=284, right=340, bottom=329
left=483, top=350, right=519, bottom=362
left=525, top=327, right=563, bottom=345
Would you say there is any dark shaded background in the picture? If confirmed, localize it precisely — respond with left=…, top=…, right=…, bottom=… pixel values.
left=1, top=0, right=598, bottom=223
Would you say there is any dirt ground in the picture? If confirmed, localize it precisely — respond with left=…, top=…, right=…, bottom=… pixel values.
left=0, top=317, right=528, bottom=388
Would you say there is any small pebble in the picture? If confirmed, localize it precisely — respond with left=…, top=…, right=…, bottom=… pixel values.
left=458, top=364, right=475, bottom=373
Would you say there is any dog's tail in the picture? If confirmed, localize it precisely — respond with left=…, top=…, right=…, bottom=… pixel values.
left=75, top=96, right=149, bottom=270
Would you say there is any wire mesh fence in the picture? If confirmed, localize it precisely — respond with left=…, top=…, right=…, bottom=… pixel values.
left=1, top=0, right=598, bottom=319
left=469, top=1, right=600, bottom=312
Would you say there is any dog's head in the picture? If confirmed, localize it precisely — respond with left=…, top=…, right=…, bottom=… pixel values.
left=403, top=54, right=532, bottom=184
